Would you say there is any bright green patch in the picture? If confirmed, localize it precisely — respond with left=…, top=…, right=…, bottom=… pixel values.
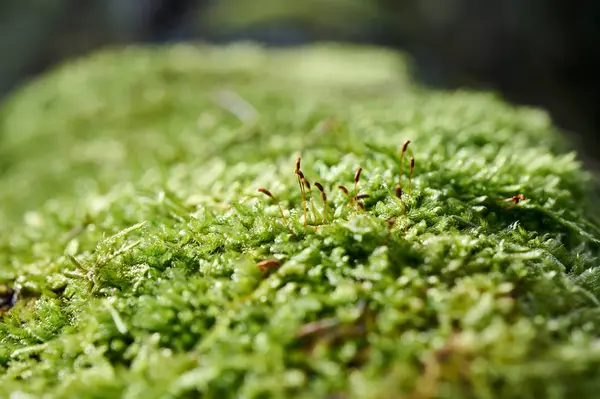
left=1, top=43, right=600, bottom=398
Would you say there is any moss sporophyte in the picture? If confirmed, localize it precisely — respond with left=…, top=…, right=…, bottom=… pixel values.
left=256, top=149, right=527, bottom=270
left=2, top=45, right=600, bottom=399
left=260, top=154, right=392, bottom=234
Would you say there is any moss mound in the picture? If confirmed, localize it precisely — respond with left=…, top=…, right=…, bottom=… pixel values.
left=1, top=44, right=600, bottom=398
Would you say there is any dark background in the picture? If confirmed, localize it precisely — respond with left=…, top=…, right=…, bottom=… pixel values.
left=1, top=0, right=599, bottom=169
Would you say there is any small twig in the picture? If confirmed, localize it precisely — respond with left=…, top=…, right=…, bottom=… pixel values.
left=257, top=259, right=281, bottom=273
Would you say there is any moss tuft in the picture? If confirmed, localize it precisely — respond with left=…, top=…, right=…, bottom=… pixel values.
left=1, top=43, right=600, bottom=398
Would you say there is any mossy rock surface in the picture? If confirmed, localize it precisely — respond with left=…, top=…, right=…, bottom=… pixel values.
left=1, top=43, right=600, bottom=398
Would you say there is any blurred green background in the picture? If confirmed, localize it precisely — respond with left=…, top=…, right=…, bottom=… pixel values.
left=1, top=0, right=599, bottom=168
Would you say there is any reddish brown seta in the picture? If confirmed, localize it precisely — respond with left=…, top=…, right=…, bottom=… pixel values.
left=294, top=158, right=308, bottom=226
left=302, top=177, right=319, bottom=227
left=399, top=140, right=411, bottom=189
left=257, top=188, right=291, bottom=233
left=314, top=182, right=329, bottom=224
left=408, top=156, right=415, bottom=198
left=338, top=185, right=350, bottom=196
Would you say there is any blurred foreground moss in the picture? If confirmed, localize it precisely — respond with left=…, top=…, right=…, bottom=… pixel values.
left=1, top=43, right=600, bottom=398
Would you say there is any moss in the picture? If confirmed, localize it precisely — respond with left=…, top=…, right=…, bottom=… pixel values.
left=1, top=43, right=600, bottom=398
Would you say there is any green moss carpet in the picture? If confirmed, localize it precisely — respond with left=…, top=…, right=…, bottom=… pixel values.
left=1, top=44, right=600, bottom=398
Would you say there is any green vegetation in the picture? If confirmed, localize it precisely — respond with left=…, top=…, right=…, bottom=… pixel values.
left=1, top=43, right=600, bottom=398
